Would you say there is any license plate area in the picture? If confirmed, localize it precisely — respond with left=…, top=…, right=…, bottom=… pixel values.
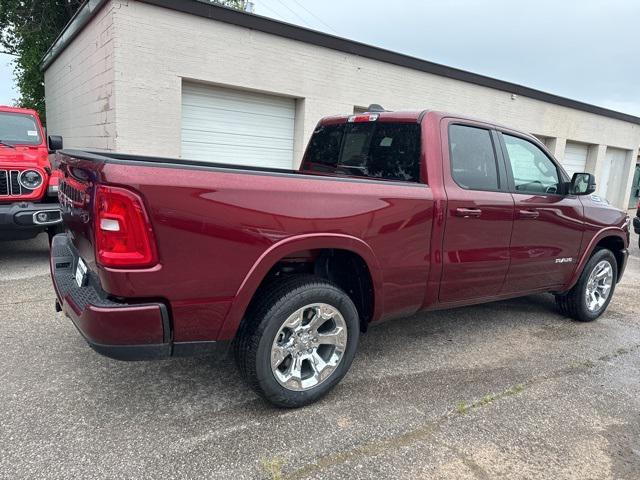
left=75, top=257, right=88, bottom=287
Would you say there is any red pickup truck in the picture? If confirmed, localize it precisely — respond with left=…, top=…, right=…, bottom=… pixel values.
left=50, top=109, right=630, bottom=407
left=0, top=105, right=64, bottom=241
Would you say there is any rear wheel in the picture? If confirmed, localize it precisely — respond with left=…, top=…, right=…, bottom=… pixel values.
left=555, top=248, right=617, bottom=322
left=234, top=275, right=359, bottom=408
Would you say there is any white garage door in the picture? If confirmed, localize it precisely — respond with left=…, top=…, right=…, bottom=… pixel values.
left=181, top=83, right=295, bottom=168
left=599, top=147, right=628, bottom=204
left=562, top=142, right=589, bottom=178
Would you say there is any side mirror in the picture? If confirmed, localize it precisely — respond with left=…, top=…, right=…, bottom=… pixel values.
left=48, top=135, right=63, bottom=152
left=570, top=172, right=596, bottom=195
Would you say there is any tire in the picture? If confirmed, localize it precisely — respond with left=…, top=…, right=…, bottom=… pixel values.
left=555, top=248, right=618, bottom=322
left=234, top=275, right=360, bottom=408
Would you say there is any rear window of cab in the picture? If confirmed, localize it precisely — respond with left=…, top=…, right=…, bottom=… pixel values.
left=302, top=121, right=421, bottom=182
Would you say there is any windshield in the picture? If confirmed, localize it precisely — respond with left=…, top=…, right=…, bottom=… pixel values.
left=303, top=122, right=421, bottom=182
left=0, top=112, right=42, bottom=146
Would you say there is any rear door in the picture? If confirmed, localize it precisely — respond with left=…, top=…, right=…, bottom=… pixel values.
left=439, top=120, right=514, bottom=302
left=498, top=132, right=584, bottom=292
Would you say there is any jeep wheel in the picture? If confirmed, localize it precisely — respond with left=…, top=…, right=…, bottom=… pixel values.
left=235, top=275, right=359, bottom=408
left=555, top=248, right=617, bottom=322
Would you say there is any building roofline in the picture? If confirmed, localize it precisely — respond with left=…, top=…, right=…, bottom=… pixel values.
left=41, top=0, right=110, bottom=72
left=42, top=0, right=640, bottom=125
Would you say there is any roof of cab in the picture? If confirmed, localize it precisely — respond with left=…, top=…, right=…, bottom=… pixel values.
left=316, top=109, right=545, bottom=147
left=319, top=110, right=427, bottom=126
left=319, top=109, right=530, bottom=132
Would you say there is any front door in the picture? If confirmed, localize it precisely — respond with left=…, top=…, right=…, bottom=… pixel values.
left=439, top=121, right=514, bottom=302
left=628, top=164, right=640, bottom=209
left=499, top=132, right=584, bottom=293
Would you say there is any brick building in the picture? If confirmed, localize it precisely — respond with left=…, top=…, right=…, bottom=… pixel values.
left=43, top=0, right=640, bottom=209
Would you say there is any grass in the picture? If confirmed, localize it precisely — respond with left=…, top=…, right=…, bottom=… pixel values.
left=261, top=457, right=284, bottom=480
left=266, top=344, right=640, bottom=479
left=454, top=383, right=526, bottom=416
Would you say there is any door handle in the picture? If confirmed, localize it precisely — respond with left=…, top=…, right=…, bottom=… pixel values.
left=519, top=209, right=540, bottom=219
left=455, top=208, right=482, bottom=218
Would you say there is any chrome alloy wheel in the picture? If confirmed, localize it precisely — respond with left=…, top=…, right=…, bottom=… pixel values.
left=585, top=260, right=614, bottom=313
left=270, top=303, right=348, bottom=392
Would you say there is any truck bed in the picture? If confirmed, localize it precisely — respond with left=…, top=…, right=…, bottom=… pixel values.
left=56, top=149, right=435, bottom=344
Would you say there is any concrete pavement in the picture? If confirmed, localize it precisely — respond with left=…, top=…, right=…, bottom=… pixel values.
left=1, top=234, right=639, bottom=479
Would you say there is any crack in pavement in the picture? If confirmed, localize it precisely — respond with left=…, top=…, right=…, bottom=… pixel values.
left=281, top=342, right=640, bottom=480
left=0, top=298, right=53, bottom=307
left=439, top=441, right=492, bottom=480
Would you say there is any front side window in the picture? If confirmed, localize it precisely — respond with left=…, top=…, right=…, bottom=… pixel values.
left=449, top=124, right=500, bottom=191
left=503, top=134, right=561, bottom=195
left=0, top=112, right=42, bottom=146
left=303, top=122, right=421, bottom=182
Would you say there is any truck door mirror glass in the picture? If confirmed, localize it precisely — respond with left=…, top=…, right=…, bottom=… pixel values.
left=48, top=135, right=63, bottom=152
left=571, top=172, right=596, bottom=195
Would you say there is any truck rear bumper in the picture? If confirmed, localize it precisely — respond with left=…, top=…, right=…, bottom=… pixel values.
left=0, top=201, right=62, bottom=240
left=50, top=234, right=228, bottom=361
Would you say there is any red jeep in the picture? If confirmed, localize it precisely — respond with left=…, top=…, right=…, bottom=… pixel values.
left=0, top=105, right=64, bottom=241
left=50, top=108, right=630, bottom=407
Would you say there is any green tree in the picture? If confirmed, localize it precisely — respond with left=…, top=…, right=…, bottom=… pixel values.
left=0, top=0, right=83, bottom=122
left=0, top=0, right=251, bottom=123
left=210, top=0, right=253, bottom=10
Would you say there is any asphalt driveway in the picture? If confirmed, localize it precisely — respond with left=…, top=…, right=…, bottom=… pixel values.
left=1, top=234, right=639, bottom=479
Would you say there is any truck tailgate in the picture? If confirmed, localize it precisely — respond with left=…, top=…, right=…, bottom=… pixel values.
left=57, top=153, right=100, bottom=269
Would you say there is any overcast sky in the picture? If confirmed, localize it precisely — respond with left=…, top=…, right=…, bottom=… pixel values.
left=0, top=53, right=16, bottom=105
left=1, top=0, right=639, bottom=116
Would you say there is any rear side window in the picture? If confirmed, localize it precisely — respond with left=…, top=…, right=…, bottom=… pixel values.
left=303, top=122, right=421, bottom=182
left=449, top=124, right=500, bottom=191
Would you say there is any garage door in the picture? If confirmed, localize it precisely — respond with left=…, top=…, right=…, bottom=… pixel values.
left=181, top=83, right=295, bottom=168
left=599, top=147, right=628, bottom=204
left=562, top=142, right=589, bottom=178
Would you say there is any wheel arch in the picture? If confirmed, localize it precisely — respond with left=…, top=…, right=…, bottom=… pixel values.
left=566, top=228, right=628, bottom=290
left=217, top=234, right=384, bottom=340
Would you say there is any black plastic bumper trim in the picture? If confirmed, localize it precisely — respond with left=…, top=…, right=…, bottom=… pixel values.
left=0, top=201, right=62, bottom=230
left=69, top=306, right=225, bottom=362
left=88, top=341, right=172, bottom=362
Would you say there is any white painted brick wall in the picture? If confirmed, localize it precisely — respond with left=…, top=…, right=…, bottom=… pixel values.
left=44, top=3, right=117, bottom=151
left=44, top=0, right=640, bottom=208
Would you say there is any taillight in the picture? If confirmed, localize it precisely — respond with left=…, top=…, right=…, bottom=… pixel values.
left=94, top=185, right=158, bottom=268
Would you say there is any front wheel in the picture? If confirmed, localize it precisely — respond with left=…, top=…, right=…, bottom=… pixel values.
left=234, top=275, right=360, bottom=408
left=555, top=248, right=618, bottom=322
